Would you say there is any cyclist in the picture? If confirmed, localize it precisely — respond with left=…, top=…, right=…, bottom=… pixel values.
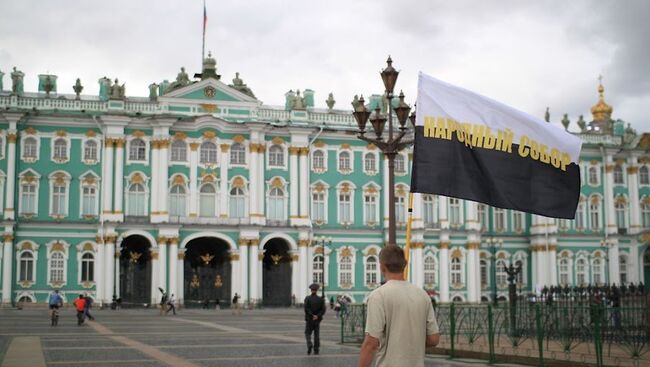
left=47, top=290, right=63, bottom=325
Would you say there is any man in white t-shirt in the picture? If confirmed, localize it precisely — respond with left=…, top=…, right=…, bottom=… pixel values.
left=358, top=245, right=440, bottom=367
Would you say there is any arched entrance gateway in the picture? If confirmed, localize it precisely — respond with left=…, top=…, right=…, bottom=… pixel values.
left=262, top=238, right=292, bottom=307
left=119, top=235, right=152, bottom=306
left=183, top=237, right=231, bottom=307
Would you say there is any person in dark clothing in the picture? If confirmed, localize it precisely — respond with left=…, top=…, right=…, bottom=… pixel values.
left=304, top=283, right=326, bottom=355
left=84, top=294, right=95, bottom=321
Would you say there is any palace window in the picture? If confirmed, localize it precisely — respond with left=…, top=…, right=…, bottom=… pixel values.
left=268, top=145, right=284, bottom=167
left=619, top=255, right=628, bottom=284
left=230, top=143, right=246, bottom=165
left=515, top=260, right=524, bottom=284
left=268, top=187, right=285, bottom=220
left=424, top=255, right=436, bottom=287
left=614, top=165, right=624, bottom=184
left=229, top=187, right=246, bottom=218
left=127, top=183, right=147, bottom=216
left=449, top=198, right=461, bottom=226
left=51, top=183, right=67, bottom=216
left=81, top=185, right=98, bottom=217
left=312, top=150, right=325, bottom=171
left=494, top=208, right=506, bottom=232
left=559, top=258, right=570, bottom=285
left=129, top=139, right=147, bottom=161
left=339, top=255, right=353, bottom=287
left=513, top=212, right=524, bottom=232
left=576, top=258, right=587, bottom=285
left=478, top=204, right=488, bottom=232
left=313, top=255, right=324, bottom=285
left=53, top=138, right=68, bottom=161
left=423, top=195, right=438, bottom=227
left=642, top=201, right=650, bottom=228
left=480, top=259, right=488, bottom=287
left=640, top=166, right=649, bottom=185
left=83, top=140, right=98, bottom=161
left=364, top=153, right=376, bottom=173
left=364, top=194, right=378, bottom=225
left=593, top=258, right=603, bottom=285
left=395, top=154, right=406, bottom=174
left=171, top=140, right=187, bottom=162
left=496, top=260, right=507, bottom=287
left=589, top=197, right=601, bottom=230
left=588, top=167, right=599, bottom=185
left=338, top=192, right=352, bottom=223
left=558, top=218, right=569, bottom=231
left=49, top=252, right=65, bottom=284
left=338, top=151, right=351, bottom=171
left=169, top=184, right=187, bottom=217
left=19, top=252, right=34, bottom=282
left=22, top=137, right=38, bottom=160
left=200, top=142, right=218, bottom=164
left=199, top=184, right=216, bottom=217
left=365, top=256, right=378, bottom=287
left=615, top=200, right=627, bottom=230
left=451, top=257, right=462, bottom=285
left=20, top=183, right=37, bottom=215
left=311, top=192, right=326, bottom=223
left=81, top=253, right=94, bottom=282
left=575, top=200, right=585, bottom=230
left=395, top=195, right=406, bottom=224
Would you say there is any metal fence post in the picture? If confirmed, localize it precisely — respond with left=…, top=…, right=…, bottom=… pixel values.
left=487, top=304, right=496, bottom=364
left=449, top=303, right=456, bottom=359
left=535, top=303, right=545, bottom=367
left=592, top=304, right=604, bottom=367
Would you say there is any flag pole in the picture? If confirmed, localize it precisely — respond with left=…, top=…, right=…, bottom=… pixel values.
left=403, top=192, right=414, bottom=280
left=201, top=0, right=206, bottom=63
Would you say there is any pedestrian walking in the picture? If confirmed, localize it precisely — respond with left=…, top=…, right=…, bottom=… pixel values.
left=166, top=294, right=177, bottom=315
left=329, top=296, right=335, bottom=310
left=73, top=294, right=87, bottom=326
left=304, top=283, right=326, bottom=355
left=159, top=291, right=168, bottom=316
left=47, top=290, right=63, bottom=326
left=232, top=293, right=242, bottom=315
left=358, top=245, right=440, bottom=367
left=84, top=294, right=95, bottom=321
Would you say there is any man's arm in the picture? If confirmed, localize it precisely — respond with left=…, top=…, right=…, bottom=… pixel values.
left=426, top=333, right=440, bottom=347
left=304, top=297, right=311, bottom=317
left=357, top=334, right=379, bottom=367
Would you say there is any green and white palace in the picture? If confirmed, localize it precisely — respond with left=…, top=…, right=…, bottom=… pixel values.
left=0, top=56, right=649, bottom=307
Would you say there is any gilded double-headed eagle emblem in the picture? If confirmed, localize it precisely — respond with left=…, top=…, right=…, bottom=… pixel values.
left=270, top=254, right=283, bottom=265
left=129, top=251, right=142, bottom=264
left=200, top=253, right=215, bottom=265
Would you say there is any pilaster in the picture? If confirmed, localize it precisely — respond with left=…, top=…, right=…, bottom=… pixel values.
left=607, top=239, right=620, bottom=285
left=158, top=138, right=170, bottom=222
left=238, top=238, right=249, bottom=302
left=298, top=236, right=310, bottom=299
left=604, top=155, right=617, bottom=234
left=298, top=147, right=310, bottom=225
left=2, top=232, right=14, bottom=304
left=627, top=156, right=641, bottom=233
left=4, top=130, right=17, bottom=219
left=101, top=139, right=115, bottom=220
left=157, top=237, right=168, bottom=293
left=113, top=139, right=125, bottom=221
left=104, top=234, right=117, bottom=302
left=150, top=140, right=161, bottom=222
left=167, top=236, right=179, bottom=302
left=248, top=239, right=260, bottom=302
left=438, top=232, right=450, bottom=303
left=289, top=146, right=300, bottom=225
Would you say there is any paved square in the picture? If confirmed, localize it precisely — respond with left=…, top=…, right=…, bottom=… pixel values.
left=1, top=307, right=501, bottom=367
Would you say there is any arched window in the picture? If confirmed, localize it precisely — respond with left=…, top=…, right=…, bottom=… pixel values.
left=312, top=150, right=325, bottom=171
left=364, top=153, right=376, bottom=173
left=83, top=140, right=98, bottom=161
left=576, top=258, right=587, bottom=285
left=395, top=154, right=405, bottom=173
left=23, top=137, right=38, bottom=159
left=51, top=182, right=67, bottom=216
left=339, top=255, right=353, bottom=287
left=449, top=198, right=461, bottom=226
left=451, top=257, right=462, bottom=285
left=81, top=184, right=97, bottom=216
left=615, top=199, right=627, bottom=230
left=593, top=258, right=603, bottom=285
left=365, top=256, right=378, bottom=287
left=229, top=187, right=245, bottom=218
left=515, top=260, right=524, bottom=284
left=20, top=182, right=37, bottom=215
left=480, top=259, right=488, bottom=287
left=513, top=212, right=524, bottom=232
left=53, top=138, right=67, bottom=160
left=559, top=259, right=570, bottom=285
left=127, top=183, right=147, bottom=216
left=590, top=197, right=600, bottom=230
left=640, top=166, right=649, bottom=185
left=423, top=195, right=438, bottom=226
left=477, top=204, right=488, bottom=231
left=268, top=187, right=285, bottom=220
left=171, top=140, right=187, bottom=162
left=496, top=260, right=507, bottom=286
left=169, top=184, right=186, bottom=217
left=338, top=151, right=351, bottom=171
left=424, top=256, right=436, bottom=287
left=613, top=165, right=624, bottom=184
left=230, top=143, right=246, bottom=165
left=312, top=191, right=326, bottom=223
left=363, top=192, right=378, bottom=225
left=312, top=255, right=324, bottom=285
left=395, top=193, right=406, bottom=224
left=19, top=252, right=34, bottom=282
left=494, top=208, right=505, bottom=232
left=642, top=201, right=650, bottom=228
left=269, top=145, right=284, bottom=167
left=199, top=184, right=216, bottom=217
left=200, top=142, right=217, bottom=164
left=338, top=191, right=352, bottom=223
left=619, top=255, right=628, bottom=284
left=575, top=200, right=585, bottom=230
left=81, top=253, right=94, bottom=282
left=129, top=139, right=147, bottom=161
left=588, top=167, right=599, bottom=185
left=49, top=252, right=65, bottom=283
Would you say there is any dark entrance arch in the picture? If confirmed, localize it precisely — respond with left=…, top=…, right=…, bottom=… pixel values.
left=184, top=237, right=231, bottom=307
left=119, top=235, right=152, bottom=306
left=262, top=238, right=292, bottom=307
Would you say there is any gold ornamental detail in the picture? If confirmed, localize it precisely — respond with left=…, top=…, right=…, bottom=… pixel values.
left=132, top=130, right=145, bottom=138
left=232, top=135, right=245, bottom=143
left=627, top=166, right=639, bottom=174
left=298, top=239, right=310, bottom=247
left=129, top=251, right=142, bottom=263
left=340, top=143, right=351, bottom=150
left=85, top=129, right=97, bottom=138
left=55, top=130, right=67, bottom=137
left=202, top=130, right=217, bottom=140
left=7, top=133, right=17, bottom=143
left=232, top=176, right=245, bottom=188
left=190, top=142, right=200, bottom=151
left=271, top=177, right=284, bottom=189
left=220, top=143, right=230, bottom=152
left=313, top=140, right=325, bottom=148
left=450, top=248, right=463, bottom=259
left=605, top=165, right=615, bottom=173
left=271, top=136, right=284, bottom=145
left=24, top=126, right=37, bottom=135
left=289, top=146, right=300, bottom=155
left=366, top=247, right=378, bottom=256
left=270, top=254, right=283, bottom=265
left=465, top=242, right=480, bottom=250
left=340, top=247, right=353, bottom=257
left=174, top=132, right=187, bottom=140
left=439, top=241, right=450, bottom=249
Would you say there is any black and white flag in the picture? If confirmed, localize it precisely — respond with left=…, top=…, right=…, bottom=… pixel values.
left=411, top=72, right=582, bottom=219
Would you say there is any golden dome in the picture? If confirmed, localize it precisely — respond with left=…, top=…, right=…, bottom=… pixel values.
left=591, top=76, right=613, bottom=121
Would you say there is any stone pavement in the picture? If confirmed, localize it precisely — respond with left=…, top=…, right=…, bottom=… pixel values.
left=0, top=307, right=511, bottom=367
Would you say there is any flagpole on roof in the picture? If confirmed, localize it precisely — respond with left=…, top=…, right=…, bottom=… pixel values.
left=202, top=0, right=207, bottom=63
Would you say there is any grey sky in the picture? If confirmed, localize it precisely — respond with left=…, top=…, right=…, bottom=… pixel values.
left=1, top=0, right=648, bottom=132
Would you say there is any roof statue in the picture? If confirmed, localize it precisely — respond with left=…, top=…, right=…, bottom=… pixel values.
left=10, top=66, right=25, bottom=96
left=351, top=94, right=360, bottom=110
left=98, top=77, right=111, bottom=101
left=624, top=123, right=637, bottom=145
left=561, top=113, right=570, bottom=130
left=148, top=83, right=159, bottom=101
left=0, top=69, right=4, bottom=91
left=228, top=72, right=256, bottom=99
left=43, top=75, right=54, bottom=98
left=544, top=107, right=550, bottom=122
left=326, top=92, right=336, bottom=111
left=73, top=78, right=83, bottom=100
left=165, top=67, right=191, bottom=94
left=380, top=92, right=389, bottom=114
left=200, top=51, right=220, bottom=80
left=292, top=90, right=306, bottom=111
left=109, top=78, right=125, bottom=100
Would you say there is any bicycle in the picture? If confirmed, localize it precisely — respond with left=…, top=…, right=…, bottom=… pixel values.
left=50, top=307, right=59, bottom=326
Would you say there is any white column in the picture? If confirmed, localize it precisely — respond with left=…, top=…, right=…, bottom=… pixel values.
left=628, top=159, right=641, bottom=234
left=239, top=240, right=249, bottom=302
left=113, top=139, right=125, bottom=216
left=291, top=251, right=300, bottom=301
left=150, top=141, right=160, bottom=218
left=150, top=249, right=159, bottom=304
left=95, top=241, right=105, bottom=305
left=466, top=242, right=478, bottom=303
left=219, top=144, right=229, bottom=218
left=299, top=241, right=309, bottom=299
left=168, top=238, right=178, bottom=302
left=289, top=147, right=299, bottom=221
left=299, top=148, right=309, bottom=219
left=608, top=242, right=621, bottom=285
left=104, top=239, right=115, bottom=301
left=530, top=248, right=538, bottom=291
left=2, top=235, right=13, bottom=304
left=189, top=143, right=199, bottom=216
left=158, top=241, right=167, bottom=292
left=412, top=194, right=424, bottom=230
left=258, top=143, right=266, bottom=218
left=549, top=244, right=558, bottom=286
left=114, top=241, right=121, bottom=299
left=536, top=247, right=545, bottom=287
left=604, top=157, right=617, bottom=234
left=439, top=197, right=449, bottom=230
left=249, top=144, right=259, bottom=217
left=412, top=242, right=424, bottom=288
left=249, top=242, right=259, bottom=302
left=4, top=133, right=17, bottom=219
left=159, top=139, right=170, bottom=220
left=102, top=140, right=114, bottom=217
left=257, top=249, right=264, bottom=301
left=439, top=235, right=450, bottom=303
left=231, top=252, right=241, bottom=300
left=177, top=250, right=185, bottom=305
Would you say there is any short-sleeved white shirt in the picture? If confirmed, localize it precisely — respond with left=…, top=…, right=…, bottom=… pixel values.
left=364, top=280, right=439, bottom=367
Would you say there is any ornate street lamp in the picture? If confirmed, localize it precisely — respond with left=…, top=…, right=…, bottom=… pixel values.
left=314, top=236, right=332, bottom=298
left=352, top=56, right=414, bottom=246
left=487, top=238, right=503, bottom=305
left=600, top=239, right=611, bottom=285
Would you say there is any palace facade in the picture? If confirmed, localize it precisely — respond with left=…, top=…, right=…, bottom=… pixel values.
left=0, top=56, right=649, bottom=307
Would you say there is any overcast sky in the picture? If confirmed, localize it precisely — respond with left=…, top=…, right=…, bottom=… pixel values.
left=1, top=0, right=648, bottom=132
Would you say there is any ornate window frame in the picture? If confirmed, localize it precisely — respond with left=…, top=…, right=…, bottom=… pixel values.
left=575, top=252, right=589, bottom=285
left=449, top=247, right=466, bottom=289
left=46, top=240, right=70, bottom=288
left=48, top=171, right=71, bottom=219
left=423, top=251, right=438, bottom=290
left=20, top=134, right=40, bottom=163
left=512, top=251, right=528, bottom=286
left=493, top=208, right=506, bottom=233
left=311, top=148, right=327, bottom=173
left=310, top=181, right=329, bottom=225
left=336, top=181, right=356, bottom=226
left=126, top=134, right=150, bottom=165
left=229, top=139, right=248, bottom=167
left=228, top=176, right=249, bottom=218
left=363, top=150, right=378, bottom=176
left=79, top=171, right=100, bottom=218
left=76, top=242, right=97, bottom=288
left=588, top=194, right=602, bottom=231
left=18, top=169, right=40, bottom=217
left=0, top=129, right=5, bottom=160
left=15, top=241, right=39, bottom=288
left=362, top=183, right=380, bottom=227
left=336, top=147, right=353, bottom=175
left=363, top=246, right=381, bottom=289
left=50, top=134, right=71, bottom=164
left=394, top=152, right=408, bottom=176
left=591, top=251, right=606, bottom=285
left=266, top=137, right=287, bottom=170
left=639, top=165, right=649, bottom=186
left=266, top=176, right=288, bottom=222
left=81, top=137, right=101, bottom=165
left=337, top=246, right=357, bottom=289
left=613, top=163, right=625, bottom=185
left=168, top=174, right=189, bottom=218
left=587, top=163, right=600, bottom=187
left=125, top=172, right=149, bottom=216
